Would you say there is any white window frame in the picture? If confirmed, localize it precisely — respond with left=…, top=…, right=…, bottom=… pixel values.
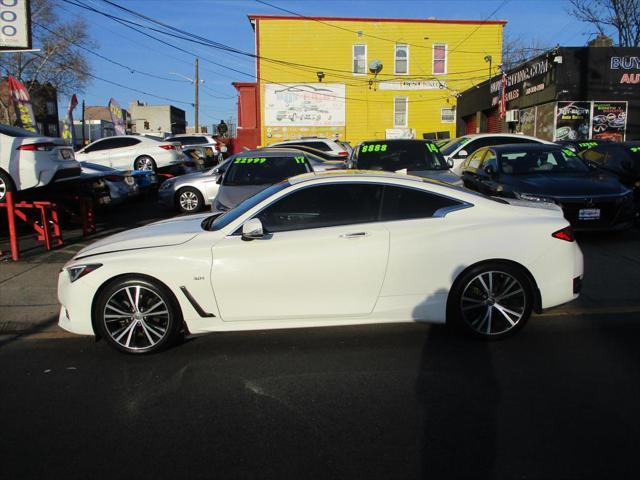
left=441, top=107, right=455, bottom=123
left=352, top=44, right=367, bottom=75
left=394, top=96, right=408, bottom=127
left=432, top=43, right=448, bottom=75
left=394, top=44, right=409, bottom=75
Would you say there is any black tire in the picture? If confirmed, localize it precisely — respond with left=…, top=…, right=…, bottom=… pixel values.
left=134, top=155, right=157, bottom=172
left=95, top=277, right=182, bottom=354
left=176, top=187, right=204, bottom=214
left=448, top=263, right=533, bottom=339
left=0, top=169, right=15, bottom=203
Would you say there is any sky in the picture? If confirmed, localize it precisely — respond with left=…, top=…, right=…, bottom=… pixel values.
left=54, top=0, right=598, bottom=130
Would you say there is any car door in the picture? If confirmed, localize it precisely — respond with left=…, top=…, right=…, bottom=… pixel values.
left=109, top=138, right=141, bottom=169
left=460, top=148, right=487, bottom=191
left=210, top=183, right=390, bottom=321
left=76, top=138, right=115, bottom=166
left=473, top=150, right=501, bottom=195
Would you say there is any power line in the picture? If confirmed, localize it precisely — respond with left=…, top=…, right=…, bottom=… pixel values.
left=449, top=0, right=510, bottom=54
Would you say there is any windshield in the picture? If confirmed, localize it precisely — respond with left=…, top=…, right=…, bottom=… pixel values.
left=440, top=137, right=471, bottom=156
left=222, top=155, right=311, bottom=186
left=203, top=181, right=290, bottom=231
left=500, top=149, right=590, bottom=174
left=357, top=141, right=449, bottom=171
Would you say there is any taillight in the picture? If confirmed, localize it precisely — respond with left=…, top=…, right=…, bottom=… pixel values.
left=337, top=151, right=348, bottom=157
left=18, top=142, right=56, bottom=151
left=552, top=226, right=574, bottom=242
left=159, top=144, right=176, bottom=150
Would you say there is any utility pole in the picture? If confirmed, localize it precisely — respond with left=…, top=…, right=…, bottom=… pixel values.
left=81, top=100, right=86, bottom=147
left=194, top=58, right=199, bottom=133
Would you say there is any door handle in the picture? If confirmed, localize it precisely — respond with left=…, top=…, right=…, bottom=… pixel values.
left=339, top=232, right=369, bottom=239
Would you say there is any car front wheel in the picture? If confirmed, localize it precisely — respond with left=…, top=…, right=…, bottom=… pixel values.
left=95, top=277, right=182, bottom=354
left=0, top=170, right=15, bottom=202
left=176, top=187, right=204, bottom=213
left=449, top=263, right=533, bottom=339
left=134, top=156, right=157, bottom=172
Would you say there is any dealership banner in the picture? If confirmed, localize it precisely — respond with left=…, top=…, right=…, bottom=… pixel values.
left=61, top=94, right=78, bottom=145
left=264, top=83, right=345, bottom=127
left=590, top=102, right=627, bottom=142
left=7, top=75, right=37, bottom=133
left=554, top=101, right=591, bottom=141
left=0, top=0, right=32, bottom=50
left=108, top=97, right=126, bottom=135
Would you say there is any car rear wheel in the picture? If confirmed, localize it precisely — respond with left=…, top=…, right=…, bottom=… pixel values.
left=176, top=187, right=204, bottom=213
left=95, top=277, right=182, bottom=354
left=0, top=170, right=15, bottom=202
left=134, top=156, right=157, bottom=172
left=449, top=263, right=533, bottom=339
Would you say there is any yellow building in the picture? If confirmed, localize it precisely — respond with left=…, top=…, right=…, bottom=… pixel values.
left=248, top=14, right=505, bottom=146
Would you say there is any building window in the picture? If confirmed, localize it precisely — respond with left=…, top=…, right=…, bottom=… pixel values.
left=46, top=101, right=56, bottom=116
left=395, top=44, right=409, bottom=75
left=394, top=97, right=408, bottom=127
left=353, top=44, right=367, bottom=75
left=441, top=107, right=455, bottom=123
left=433, top=44, right=447, bottom=75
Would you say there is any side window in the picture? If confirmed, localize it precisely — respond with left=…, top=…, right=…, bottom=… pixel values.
left=257, top=184, right=383, bottom=233
left=87, top=138, right=119, bottom=152
left=465, top=149, right=486, bottom=170
left=481, top=151, right=498, bottom=171
left=582, top=147, right=606, bottom=165
left=381, top=186, right=461, bottom=221
left=84, top=139, right=106, bottom=153
left=119, top=138, right=140, bottom=148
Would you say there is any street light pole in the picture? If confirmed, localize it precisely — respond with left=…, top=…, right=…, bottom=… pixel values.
left=194, top=58, right=199, bottom=133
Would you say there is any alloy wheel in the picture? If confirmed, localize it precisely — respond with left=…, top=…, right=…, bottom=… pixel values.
left=103, top=285, right=170, bottom=351
left=135, top=157, right=155, bottom=171
left=459, top=270, right=527, bottom=336
left=0, top=177, right=6, bottom=202
left=179, top=190, right=200, bottom=211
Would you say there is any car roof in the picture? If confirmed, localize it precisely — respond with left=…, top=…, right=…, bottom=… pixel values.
left=488, top=143, right=564, bottom=153
left=461, top=133, right=544, bottom=140
left=233, top=148, right=309, bottom=157
left=288, top=170, right=429, bottom=185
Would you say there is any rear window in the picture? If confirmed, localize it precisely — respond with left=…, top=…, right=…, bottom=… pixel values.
left=357, top=141, right=448, bottom=171
left=440, top=137, right=471, bottom=156
left=223, top=155, right=312, bottom=186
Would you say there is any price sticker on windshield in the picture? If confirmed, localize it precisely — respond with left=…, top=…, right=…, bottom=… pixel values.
left=294, top=156, right=306, bottom=164
left=426, top=143, right=439, bottom=153
left=578, top=141, right=598, bottom=149
left=630, top=147, right=640, bottom=153
left=234, top=157, right=267, bottom=164
left=562, top=148, right=577, bottom=157
left=361, top=144, right=388, bottom=153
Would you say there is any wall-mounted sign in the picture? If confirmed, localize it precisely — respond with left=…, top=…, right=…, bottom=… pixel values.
left=264, top=83, right=345, bottom=127
left=378, top=80, right=446, bottom=90
left=490, top=57, right=554, bottom=107
left=591, top=101, right=627, bottom=142
left=554, top=101, right=591, bottom=141
left=0, top=0, right=31, bottom=50
left=385, top=128, right=415, bottom=139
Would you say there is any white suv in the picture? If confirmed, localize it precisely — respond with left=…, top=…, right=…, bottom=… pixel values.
left=268, top=137, right=351, bottom=159
left=0, top=124, right=79, bottom=202
left=440, top=133, right=554, bottom=175
left=75, top=135, right=185, bottom=172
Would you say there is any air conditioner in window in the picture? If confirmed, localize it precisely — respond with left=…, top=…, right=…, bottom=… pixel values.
left=505, top=110, right=520, bottom=123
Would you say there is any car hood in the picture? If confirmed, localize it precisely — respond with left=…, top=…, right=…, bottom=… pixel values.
left=216, top=184, right=270, bottom=210
left=74, top=214, right=209, bottom=259
left=506, top=172, right=628, bottom=197
left=409, top=169, right=462, bottom=185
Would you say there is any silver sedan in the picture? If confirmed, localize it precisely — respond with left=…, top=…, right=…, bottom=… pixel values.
left=158, top=159, right=231, bottom=213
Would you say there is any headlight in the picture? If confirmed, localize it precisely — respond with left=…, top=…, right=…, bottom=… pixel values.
left=514, top=192, right=555, bottom=204
left=159, top=179, right=176, bottom=190
left=67, top=264, right=102, bottom=283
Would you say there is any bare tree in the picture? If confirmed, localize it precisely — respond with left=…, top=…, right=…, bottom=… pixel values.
left=569, top=0, right=640, bottom=47
left=502, top=33, right=552, bottom=71
left=0, top=0, right=93, bottom=124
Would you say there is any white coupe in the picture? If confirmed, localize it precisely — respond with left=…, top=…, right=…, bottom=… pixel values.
left=58, top=171, right=584, bottom=354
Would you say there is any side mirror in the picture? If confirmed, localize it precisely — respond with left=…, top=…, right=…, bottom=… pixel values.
left=457, top=149, right=468, bottom=158
left=241, top=218, right=264, bottom=241
left=484, top=164, right=497, bottom=176
left=446, top=158, right=454, bottom=168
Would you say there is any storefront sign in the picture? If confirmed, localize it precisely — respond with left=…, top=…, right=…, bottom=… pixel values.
left=378, top=80, right=446, bottom=90
left=590, top=102, right=627, bottom=142
left=0, top=0, right=31, bottom=50
left=264, top=83, right=345, bottom=127
left=554, top=101, right=591, bottom=141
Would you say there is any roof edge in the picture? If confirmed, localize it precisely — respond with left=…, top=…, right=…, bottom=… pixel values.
left=246, top=14, right=507, bottom=26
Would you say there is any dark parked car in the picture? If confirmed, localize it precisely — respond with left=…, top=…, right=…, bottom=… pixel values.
left=459, top=144, right=635, bottom=231
left=581, top=142, right=640, bottom=217
left=349, top=139, right=460, bottom=184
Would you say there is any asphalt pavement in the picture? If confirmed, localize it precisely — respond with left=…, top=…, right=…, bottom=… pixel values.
left=1, top=199, right=640, bottom=479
